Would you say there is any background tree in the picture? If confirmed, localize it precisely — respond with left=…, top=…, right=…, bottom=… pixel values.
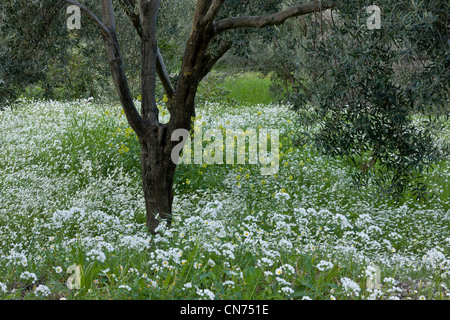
left=0, top=0, right=194, bottom=104
left=0, top=1, right=66, bottom=104
left=291, top=0, right=449, bottom=200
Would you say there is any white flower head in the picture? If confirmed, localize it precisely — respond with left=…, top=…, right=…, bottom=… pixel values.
left=20, top=271, right=38, bottom=284
left=34, top=285, right=51, bottom=298
left=316, top=260, right=334, bottom=272
left=118, top=285, right=132, bottom=291
left=54, top=266, right=63, bottom=274
left=275, top=267, right=283, bottom=275
left=340, top=277, right=361, bottom=297
left=0, top=282, right=7, bottom=294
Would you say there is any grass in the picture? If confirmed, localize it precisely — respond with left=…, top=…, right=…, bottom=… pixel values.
left=197, top=71, right=276, bottom=106
left=221, top=72, right=274, bottom=106
left=0, top=81, right=449, bottom=300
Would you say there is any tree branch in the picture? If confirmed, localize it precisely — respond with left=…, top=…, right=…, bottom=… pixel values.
left=213, top=1, right=334, bottom=34
left=199, top=40, right=232, bottom=81
left=101, top=0, right=116, bottom=32
left=118, top=0, right=175, bottom=100
left=64, top=0, right=111, bottom=37
left=202, top=0, right=225, bottom=25
left=139, top=0, right=161, bottom=123
left=193, top=0, right=213, bottom=24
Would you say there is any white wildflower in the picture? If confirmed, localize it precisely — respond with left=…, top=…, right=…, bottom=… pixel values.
left=196, top=288, right=215, bottom=300
left=20, top=271, right=38, bottom=284
left=316, top=260, right=334, bottom=271
left=222, top=280, right=235, bottom=288
left=118, top=285, right=132, bottom=291
left=340, top=277, right=361, bottom=297
left=34, top=285, right=51, bottom=298
left=280, top=286, right=294, bottom=295
left=0, top=282, right=7, bottom=294
left=54, top=266, right=63, bottom=274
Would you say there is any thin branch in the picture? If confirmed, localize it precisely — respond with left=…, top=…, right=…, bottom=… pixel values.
left=64, top=0, right=111, bottom=37
left=118, top=0, right=143, bottom=36
left=199, top=41, right=232, bottom=81
left=213, top=1, right=334, bottom=34
left=156, top=48, right=175, bottom=99
left=202, top=0, right=225, bottom=25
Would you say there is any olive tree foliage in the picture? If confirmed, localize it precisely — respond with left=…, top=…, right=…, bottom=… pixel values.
left=0, top=0, right=113, bottom=103
left=0, top=0, right=195, bottom=104
left=0, top=1, right=66, bottom=105
left=216, top=0, right=448, bottom=201
left=291, top=0, right=449, bottom=200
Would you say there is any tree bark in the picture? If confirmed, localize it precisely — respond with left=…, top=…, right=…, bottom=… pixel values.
left=213, top=1, right=333, bottom=34
left=139, top=129, right=177, bottom=233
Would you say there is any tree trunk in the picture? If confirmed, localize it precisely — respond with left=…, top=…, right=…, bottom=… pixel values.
left=139, top=126, right=177, bottom=234
left=139, top=88, right=196, bottom=235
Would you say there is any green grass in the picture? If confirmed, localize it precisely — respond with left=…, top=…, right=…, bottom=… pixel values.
left=197, top=71, right=276, bottom=106
left=221, top=72, right=274, bottom=105
left=223, top=72, right=275, bottom=105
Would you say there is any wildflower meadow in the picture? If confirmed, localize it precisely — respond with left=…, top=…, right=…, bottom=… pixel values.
left=0, top=97, right=448, bottom=301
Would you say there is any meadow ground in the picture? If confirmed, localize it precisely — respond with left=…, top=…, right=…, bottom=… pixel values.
left=0, top=91, right=448, bottom=300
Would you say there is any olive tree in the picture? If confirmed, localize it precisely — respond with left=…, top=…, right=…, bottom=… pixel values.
left=0, top=1, right=68, bottom=104
left=61, top=0, right=333, bottom=234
